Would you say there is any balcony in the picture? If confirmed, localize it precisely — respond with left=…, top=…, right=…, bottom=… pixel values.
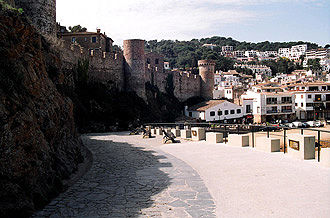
left=281, top=110, right=293, bottom=113
left=280, top=101, right=293, bottom=104
left=266, top=102, right=278, bottom=105
left=266, top=101, right=293, bottom=105
left=267, top=110, right=278, bottom=114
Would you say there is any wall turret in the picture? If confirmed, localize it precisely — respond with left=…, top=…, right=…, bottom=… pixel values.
left=123, top=39, right=146, bottom=99
left=198, top=60, right=215, bottom=100
left=15, top=0, right=56, bottom=37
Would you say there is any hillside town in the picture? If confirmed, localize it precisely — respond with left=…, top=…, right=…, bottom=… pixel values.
left=56, top=25, right=330, bottom=125
left=1, top=0, right=330, bottom=217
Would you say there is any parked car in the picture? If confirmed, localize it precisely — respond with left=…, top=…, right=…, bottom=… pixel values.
left=315, top=120, right=324, bottom=127
left=306, top=121, right=315, bottom=127
left=301, top=122, right=310, bottom=128
left=281, top=123, right=292, bottom=129
left=292, top=121, right=302, bottom=128
left=260, top=125, right=281, bottom=132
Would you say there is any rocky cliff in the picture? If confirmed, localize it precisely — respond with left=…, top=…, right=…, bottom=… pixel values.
left=0, top=8, right=84, bottom=217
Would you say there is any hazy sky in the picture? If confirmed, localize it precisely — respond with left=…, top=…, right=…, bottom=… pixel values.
left=57, top=0, right=330, bottom=46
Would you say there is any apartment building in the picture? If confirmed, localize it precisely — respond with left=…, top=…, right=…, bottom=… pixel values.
left=245, top=50, right=257, bottom=58
left=241, top=84, right=296, bottom=123
left=287, top=82, right=330, bottom=120
left=278, top=48, right=291, bottom=58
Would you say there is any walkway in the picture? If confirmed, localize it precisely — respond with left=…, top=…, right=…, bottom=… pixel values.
left=33, top=133, right=216, bottom=217
left=161, top=140, right=330, bottom=217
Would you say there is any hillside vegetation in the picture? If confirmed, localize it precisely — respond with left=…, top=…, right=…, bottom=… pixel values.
left=145, top=37, right=320, bottom=73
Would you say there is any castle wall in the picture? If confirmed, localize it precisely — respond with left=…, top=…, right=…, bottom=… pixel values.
left=146, top=52, right=164, bottom=73
left=55, top=40, right=124, bottom=91
left=15, top=0, right=56, bottom=37
left=173, top=72, right=201, bottom=102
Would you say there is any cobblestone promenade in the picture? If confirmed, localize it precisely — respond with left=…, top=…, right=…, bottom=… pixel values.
left=33, top=133, right=216, bottom=217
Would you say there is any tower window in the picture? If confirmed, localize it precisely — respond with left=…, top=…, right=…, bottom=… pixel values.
left=92, top=37, right=97, bottom=43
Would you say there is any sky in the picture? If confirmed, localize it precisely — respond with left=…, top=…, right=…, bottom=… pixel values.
left=57, top=0, right=330, bottom=46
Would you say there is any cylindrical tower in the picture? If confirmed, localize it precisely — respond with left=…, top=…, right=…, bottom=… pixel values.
left=123, top=39, right=146, bottom=99
left=198, top=60, right=215, bottom=100
left=15, top=0, right=56, bottom=37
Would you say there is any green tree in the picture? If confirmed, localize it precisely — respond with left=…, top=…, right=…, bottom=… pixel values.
left=307, top=58, right=321, bottom=72
left=69, top=25, right=87, bottom=33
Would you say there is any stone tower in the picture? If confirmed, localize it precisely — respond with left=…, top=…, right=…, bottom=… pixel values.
left=15, top=0, right=56, bottom=37
left=123, top=39, right=146, bottom=99
left=198, top=60, right=215, bottom=100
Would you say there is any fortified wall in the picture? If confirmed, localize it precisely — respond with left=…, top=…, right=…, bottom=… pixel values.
left=16, top=0, right=215, bottom=102
left=173, top=71, right=201, bottom=102
left=55, top=40, right=124, bottom=91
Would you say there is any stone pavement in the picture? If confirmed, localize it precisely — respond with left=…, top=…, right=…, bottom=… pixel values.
left=33, top=133, right=216, bottom=217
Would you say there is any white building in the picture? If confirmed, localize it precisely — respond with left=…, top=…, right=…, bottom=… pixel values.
left=222, top=45, right=234, bottom=52
left=235, top=64, right=272, bottom=76
left=286, top=82, right=330, bottom=120
left=241, top=84, right=296, bottom=123
left=185, top=100, right=244, bottom=123
left=245, top=50, right=257, bottom=58
left=278, top=48, right=291, bottom=58
left=203, top=44, right=217, bottom=50
left=234, top=50, right=245, bottom=58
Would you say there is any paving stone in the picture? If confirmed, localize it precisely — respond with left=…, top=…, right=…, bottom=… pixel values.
left=32, top=134, right=216, bottom=217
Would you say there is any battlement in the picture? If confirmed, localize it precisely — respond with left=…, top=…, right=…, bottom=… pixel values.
left=198, top=60, right=216, bottom=67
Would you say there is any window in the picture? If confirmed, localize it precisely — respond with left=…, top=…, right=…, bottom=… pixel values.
left=301, top=103, right=303, bottom=107
left=282, top=106, right=292, bottom=113
left=84, top=37, right=87, bottom=42
left=246, top=105, right=251, bottom=113
left=237, top=109, right=241, bottom=114
left=230, top=110, right=235, bottom=114
left=281, top=97, right=292, bottom=103
left=315, top=94, right=321, bottom=101
left=92, top=37, right=97, bottom=43
left=155, top=59, right=159, bottom=65
left=326, top=94, right=330, bottom=101
left=225, top=110, right=229, bottom=115
left=308, top=95, right=311, bottom=99
left=266, top=97, right=277, bottom=105
left=210, top=111, right=215, bottom=116
left=189, top=112, right=192, bottom=117
left=309, top=86, right=318, bottom=91
left=71, top=37, right=76, bottom=42
left=147, top=58, right=150, bottom=64
left=295, top=103, right=297, bottom=106
left=218, top=111, right=222, bottom=116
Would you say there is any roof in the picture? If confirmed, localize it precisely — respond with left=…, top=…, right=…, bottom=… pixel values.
left=60, top=31, right=114, bottom=42
left=188, top=100, right=226, bottom=112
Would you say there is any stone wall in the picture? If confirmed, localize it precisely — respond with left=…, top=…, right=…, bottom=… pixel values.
left=173, top=71, right=201, bottom=102
left=123, top=39, right=146, bottom=99
left=199, top=60, right=215, bottom=100
left=54, top=40, right=124, bottom=91
left=15, top=0, right=56, bottom=37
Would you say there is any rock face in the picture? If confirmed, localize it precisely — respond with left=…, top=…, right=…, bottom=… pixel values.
left=0, top=9, right=83, bottom=217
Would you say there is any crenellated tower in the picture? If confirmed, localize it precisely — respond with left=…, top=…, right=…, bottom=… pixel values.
left=198, top=60, right=215, bottom=100
left=15, top=0, right=56, bottom=37
left=123, top=39, right=146, bottom=99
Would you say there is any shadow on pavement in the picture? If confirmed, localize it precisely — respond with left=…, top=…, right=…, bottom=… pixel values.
left=33, top=135, right=172, bottom=217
